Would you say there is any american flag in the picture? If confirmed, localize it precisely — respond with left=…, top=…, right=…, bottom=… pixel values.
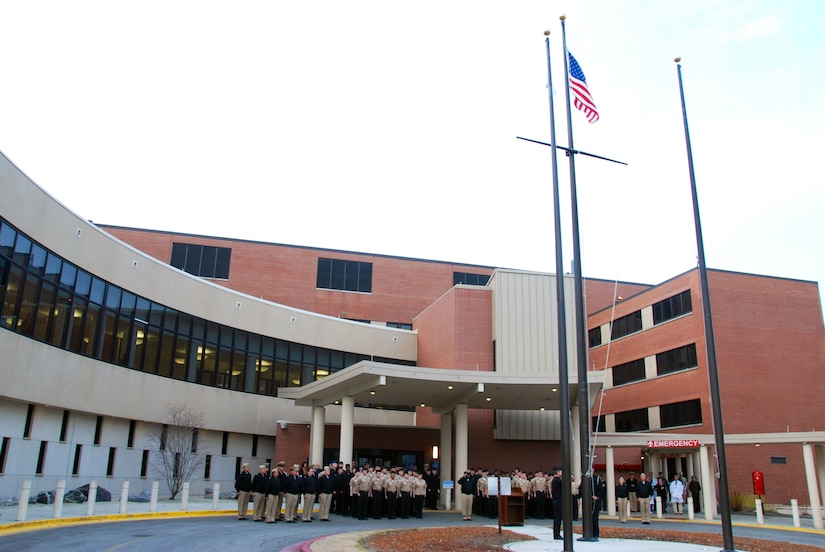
left=568, top=52, right=599, bottom=123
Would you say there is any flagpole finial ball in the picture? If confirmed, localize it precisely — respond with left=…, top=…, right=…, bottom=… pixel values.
left=674, top=56, right=682, bottom=63
left=544, top=30, right=551, bottom=36
left=560, top=15, right=567, bottom=21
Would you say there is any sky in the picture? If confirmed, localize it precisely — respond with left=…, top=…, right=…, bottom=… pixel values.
left=1, top=1, right=824, bottom=314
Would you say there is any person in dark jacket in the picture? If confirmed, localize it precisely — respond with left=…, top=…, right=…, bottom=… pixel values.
left=615, top=476, right=629, bottom=523
left=550, top=469, right=564, bottom=540
left=235, top=463, right=252, bottom=520
left=300, top=467, right=318, bottom=522
left=317, top=466, right=334, bottom=521
left=283, top=464, right=302, bottom=522
left=636, top=472, right=654, bottom=524
left=251, top=465, right=269, bottom=521
left=265, top=468, right=281, bottom=523
left=458, top=471, right=475, bottom=521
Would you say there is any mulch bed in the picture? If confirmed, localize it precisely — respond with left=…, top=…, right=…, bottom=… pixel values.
left=361, top=525, right=825, bottom=552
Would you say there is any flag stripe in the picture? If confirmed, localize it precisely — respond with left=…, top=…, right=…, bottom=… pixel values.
left=568, top=52, right=599, bottom=124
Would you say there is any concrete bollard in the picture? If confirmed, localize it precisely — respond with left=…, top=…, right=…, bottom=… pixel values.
left=181, top=482, right=190, bottom=511
left=86, top=480, right=98, bottom=516
left=655, top=496, right=663, bottom=518
left=791, top=499, right=801, bottom=528
left=212, top=483, right=220, bottom=510
left=150, top=481, right=159, bottom=512
left=16, top=480, right=32, bottom=522
left=120, top=481, right=130, bottom=514
left=687, top=496, right=694, bottom=520
left=53, top=480, right=66, bottom=519
left=755, top=498, right=764, bottom=525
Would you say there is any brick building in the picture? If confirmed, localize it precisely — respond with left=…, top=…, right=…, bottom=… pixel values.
left=1, top=150, right=823, bottom=515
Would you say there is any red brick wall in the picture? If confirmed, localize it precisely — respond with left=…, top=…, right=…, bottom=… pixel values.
left=585, top=278, right=653, bottom=315
left=101, top=225, right=495, bottom=324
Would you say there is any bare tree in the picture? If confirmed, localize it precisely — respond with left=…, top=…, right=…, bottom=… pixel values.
left=147, top=402, right=207, bottom=500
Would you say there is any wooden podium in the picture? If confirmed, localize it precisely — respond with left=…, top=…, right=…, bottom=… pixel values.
left=498, top=487, right=524, bottom=527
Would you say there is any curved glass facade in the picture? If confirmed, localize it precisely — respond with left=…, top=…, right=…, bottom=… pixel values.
left=0, top=217, right=413, bottom=399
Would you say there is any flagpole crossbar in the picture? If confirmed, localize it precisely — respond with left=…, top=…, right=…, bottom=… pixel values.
left=516, top=136, right=627, bottom=166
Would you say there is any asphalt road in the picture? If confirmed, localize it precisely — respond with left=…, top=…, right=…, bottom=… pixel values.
left=0, top=513, right=823, bottom=552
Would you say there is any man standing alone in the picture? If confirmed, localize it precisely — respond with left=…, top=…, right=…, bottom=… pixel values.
left=550, top=469, right=564, bottom=540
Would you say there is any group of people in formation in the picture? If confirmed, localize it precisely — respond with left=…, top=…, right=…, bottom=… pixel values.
left=615, top=471, right=702, bottom=524
left=234, top=461, right=441, bottom=523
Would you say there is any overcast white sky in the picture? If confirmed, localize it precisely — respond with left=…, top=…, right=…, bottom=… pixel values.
left=2, top=1, right=823, bottom=313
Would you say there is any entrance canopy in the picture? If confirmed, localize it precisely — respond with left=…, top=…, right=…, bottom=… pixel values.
left=278, top=360, right=605, bottom=415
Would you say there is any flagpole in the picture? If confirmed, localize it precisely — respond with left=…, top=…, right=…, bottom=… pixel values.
left=560, top=15, right=595, bottom=542
left=675, top=57, right=735, bottom=552
left=544, top=29, right=574, bottom=552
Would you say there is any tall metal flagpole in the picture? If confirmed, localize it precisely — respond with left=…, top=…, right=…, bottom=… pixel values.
left=560, top=15, right=594, bottom=542
left=675, top=57, right=735, bottom=552
left=544, top=29, right=574, bottom=552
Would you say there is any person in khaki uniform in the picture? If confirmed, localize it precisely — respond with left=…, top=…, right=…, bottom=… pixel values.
left=370, top=468, right=385, bottom=519
left=412, top=472, right=427, bottom=518
left=398, top=469, right=413, bottom=519
left=349, top=469, right=361, bottom=519
left=383, top=471, right=401, bottom=519
left=476, top=471, right=489, bottom=518
left=530, top=470, right=548, bottom=519
left=274, top=461, right=287, bottom=520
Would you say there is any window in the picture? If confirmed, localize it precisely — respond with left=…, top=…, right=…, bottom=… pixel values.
left=614, top=408, right=649, bottom=432
left=0, top=437, right=9, bottom=474
left=141, top=450, right=149, bottom=477
left=251, top=435, right=258, bottom=457
left=656, top=344, right=698, bottom=376
left=160, top=425, right=168, bottom=451
left=191, top=429, right=199, bottom=453
left=128, top=420, right=136, bottom=448
left=107, top=447, right=116, bottom=477
left=316, top=258, right=372, bottom=293
left=612, top=358, right=646, bottom=386
left=72, top=444, right=82, bottom=476
left=23, top=404, right=35, bottom=438
left=770, top=456, right=787, bottom=465
left=170, top=243, right=231, bottom=279
left=610, top=310, right=642, bottom=340
left=36, top=441, right=48, bottom=474
left=60, top=410, right=70, bottom=442
left=453, top=272, right=491, bottom=286
left=592, top=415, right=606, bottom=433
left=204, top=455, right=212, bottom=479
left=660, top=399, right=702, bottom=428
left=588, top=326, right=602, bottom=348
left=653, top=290, right=692, bottom=325
left=94, top=415, right=103, bottom=445
left=386, top=322, right=413, bottom=330
left=222, top=432, right=229, bottom=455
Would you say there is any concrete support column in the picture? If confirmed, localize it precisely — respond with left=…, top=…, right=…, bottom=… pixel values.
left=802, top=443, right=824, bottom=529
left=339, top=396, right=355, bottom=468
left=687, top=452, right=698, bottom=480
left=816, top=444, right=825, bottom=511
left=455, top=404, right=468, bottom=475
left=310, top=406, right=325, bottom=467
left=440, top=413, right=453, bottom=510
left=650, top=453, right=661, bottom=477
left=699, top=445, right=714, bottom=521
left=605, top=446, right=616, bottom=517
